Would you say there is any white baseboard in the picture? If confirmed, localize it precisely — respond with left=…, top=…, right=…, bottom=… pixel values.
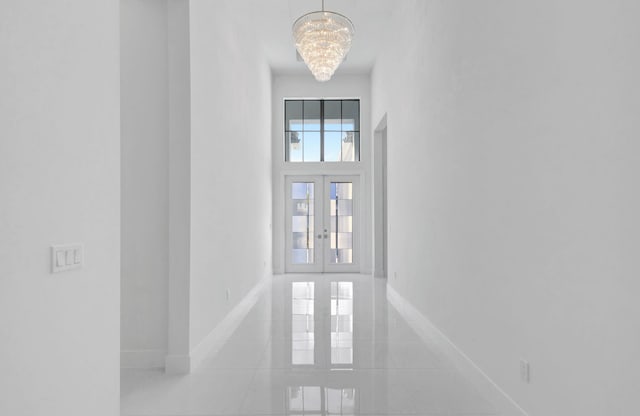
left=386, top=283, right=529, bottom=416
left=121, top=349, right=166, bottom=369
left=166, top=274, right=271, bottom=374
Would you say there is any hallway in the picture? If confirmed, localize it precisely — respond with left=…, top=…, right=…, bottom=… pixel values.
left=122, top=274, right=515, bottom=416
left=4, top=2, right=640, bottom=414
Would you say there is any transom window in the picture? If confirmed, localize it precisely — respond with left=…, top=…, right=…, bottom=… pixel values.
left=285, top=99, right=360, bottom=162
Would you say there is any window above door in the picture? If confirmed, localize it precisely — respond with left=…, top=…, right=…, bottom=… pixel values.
left=285, top=99, right=360, bottom=162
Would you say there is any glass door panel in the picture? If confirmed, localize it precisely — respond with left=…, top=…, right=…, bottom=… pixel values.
left=329, top=182, right=353, bottom=265
left=286, top=176, right=323, bottom=273
left=323, top=176, right=359, bottom=273
left=291, top=182, right=315, bottom=265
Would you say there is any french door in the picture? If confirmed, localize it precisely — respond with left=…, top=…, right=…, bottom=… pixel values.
left=285, top=175, right=360, bottom=273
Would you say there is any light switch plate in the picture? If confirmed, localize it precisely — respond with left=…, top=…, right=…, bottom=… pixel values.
left=51, top=244, right=83, bottom=273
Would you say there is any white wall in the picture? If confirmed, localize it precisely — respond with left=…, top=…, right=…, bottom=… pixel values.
left=121, top=0, right=170, bottom=369
left=166, top=0, right=192, bottom=372
left=271, top=74, right=372, bottom=274
left=372, top=1, right=640, bottom=415
left=120, top=0, right=272, bottom=372
left=188, top=0, right=273, bottom=353
left=0, top=1, right=120, bottom=415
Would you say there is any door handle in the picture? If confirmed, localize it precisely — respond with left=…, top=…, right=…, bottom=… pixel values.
left=317, top=234, right=322, bottom=239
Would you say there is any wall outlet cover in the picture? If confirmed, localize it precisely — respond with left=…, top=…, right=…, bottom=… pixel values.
left=520, top=359, right=531, bottom=383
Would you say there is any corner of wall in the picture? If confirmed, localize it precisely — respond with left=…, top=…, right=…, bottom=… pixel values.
left=121, top=350, right=167, bottom=370
left=165, top=274, right=271, bottom=374
left=164, top=354, right=191, bottom=374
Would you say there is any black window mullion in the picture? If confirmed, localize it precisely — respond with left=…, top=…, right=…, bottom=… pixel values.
left=320, top=100, right=325, bottom=162
left=284, top=100, right=289, bottom=162
left=339, top=100, right=343, bottom=161
left=285, top=135, right=289, bottom=161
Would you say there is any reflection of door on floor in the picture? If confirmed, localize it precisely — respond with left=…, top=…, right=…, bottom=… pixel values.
left=287, top=279, right=358, bottom=414
left=285, top=175, right=360, bottom=273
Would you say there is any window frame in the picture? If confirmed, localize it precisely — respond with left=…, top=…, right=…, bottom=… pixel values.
left=284, top=99, right=361, bottom=163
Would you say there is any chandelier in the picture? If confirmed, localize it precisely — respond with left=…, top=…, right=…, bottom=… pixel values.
left=292, top=0, right=355, bottom=82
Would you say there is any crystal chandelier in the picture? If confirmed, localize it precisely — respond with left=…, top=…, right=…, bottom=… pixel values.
left=292, top=0, right=355, bottom=82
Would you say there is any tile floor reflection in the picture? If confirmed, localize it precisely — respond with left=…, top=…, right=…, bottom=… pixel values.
left=121, top=274, right=509, bottom=415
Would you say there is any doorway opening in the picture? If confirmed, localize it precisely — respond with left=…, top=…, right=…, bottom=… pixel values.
left=285, top=175, right=360, bottom=273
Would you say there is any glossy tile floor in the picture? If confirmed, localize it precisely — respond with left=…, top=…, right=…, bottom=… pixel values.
left=122, top=274, right=510, bottom=416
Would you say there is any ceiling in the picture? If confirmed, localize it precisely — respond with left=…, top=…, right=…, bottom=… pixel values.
left=248, top=0, right=395, bottom=76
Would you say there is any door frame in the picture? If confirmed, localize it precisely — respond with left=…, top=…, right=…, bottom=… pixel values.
left=285, top=174, right=361, bottom=273
left=373, top=115, right=388, bottom=278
